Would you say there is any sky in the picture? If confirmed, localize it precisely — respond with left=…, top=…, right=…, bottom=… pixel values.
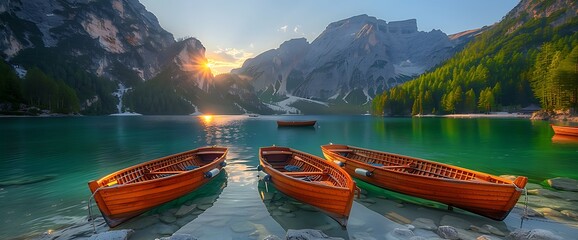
left=139, top=0, right=520, bottom=75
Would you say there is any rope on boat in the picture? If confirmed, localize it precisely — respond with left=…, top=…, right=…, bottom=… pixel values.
left=87, top=188, right=102, bottom=234
left=520, top=187, right=528, bottom=228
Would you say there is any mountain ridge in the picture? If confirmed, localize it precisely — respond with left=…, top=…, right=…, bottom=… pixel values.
left=233, top=14, right=467, bottom=111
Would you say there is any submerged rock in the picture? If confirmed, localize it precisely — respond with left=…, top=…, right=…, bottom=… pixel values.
left=440, top=215, right=471, bottom=229
left=0, top=174, right=57, bottom=187
left=561, top=209, right=578, bottom=219
left=175, top=204, right=197, bottom=217
left=159, top=234, right=198, bottom=240
left=411, top=218, right=437, bottom=230
left=262, top=235, right=283, bottom=240
left=391, top=227, right=415, bottom=239
left=436, top=226, right=459, bottom=240
left=508, top=228, right=563, bottom=240
left=230, top=221, right=256, bottom=233
left=546, top=177, right=578, bottom=192
left=88, top=229, right=134, bottom=240
left=482, top=224, right=506, bottom=237
left=286, top=229, right=344, bottom=240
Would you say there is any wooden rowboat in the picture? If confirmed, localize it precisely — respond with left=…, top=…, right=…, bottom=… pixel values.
left=277, top=120, right=316, bottom=127
left=551, top=124, right=578, bottom=137
left=88, top=146, right=228, bottom=227
left=321, top=144, right=527, bottom=221
left=258, top=146, right=356, bottom=227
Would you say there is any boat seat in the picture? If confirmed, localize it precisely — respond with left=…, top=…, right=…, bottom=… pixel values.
left=262, top=151, right=293, bottom=155
left=284, top=165, right=301, bottom=172
left=196, top=151, right=225, bottom=155
left=146, top=171, right=185, bottom=175
left=184, top=165, right=199, bottom=171
left=285, top=171, right=324, bottom=176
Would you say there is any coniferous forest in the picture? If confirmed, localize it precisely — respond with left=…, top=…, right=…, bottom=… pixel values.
left=371, top=9, right=578, bottom=116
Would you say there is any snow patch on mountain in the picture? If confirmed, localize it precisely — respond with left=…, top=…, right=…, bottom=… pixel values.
left=265, top=95, right=328, bottom=114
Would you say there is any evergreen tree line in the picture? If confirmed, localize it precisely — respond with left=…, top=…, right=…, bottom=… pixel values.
left=0, top=60, right=81, bottom=114
left=371, top=13, right=578, bottom=116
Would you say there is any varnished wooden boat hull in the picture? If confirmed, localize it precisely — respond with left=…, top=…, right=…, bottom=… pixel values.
left=551, top=124, right=578, bottom=137
left=277, top=120, right=316, bottom=127
left=321, top=144, right=527, bottom=221
left=259, top=146, right=355, bottom=227
left=88, top=146, right=228, bottom=227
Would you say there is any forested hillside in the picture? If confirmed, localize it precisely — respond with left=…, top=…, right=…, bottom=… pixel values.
left=371, top=1, right=578, bottom=116
left=0, top=59, right=86, bottom=114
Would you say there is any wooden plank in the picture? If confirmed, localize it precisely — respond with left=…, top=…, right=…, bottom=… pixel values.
left=262, top=151, right=293, bottom=155
left=196, top=151, right=226, bottom=155
left=147, top=171, right=184, bottom=175
left=284, top=171, right=324, bottom=176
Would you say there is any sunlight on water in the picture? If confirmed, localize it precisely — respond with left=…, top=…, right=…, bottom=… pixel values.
left=1, top=115, right=577, bottom=239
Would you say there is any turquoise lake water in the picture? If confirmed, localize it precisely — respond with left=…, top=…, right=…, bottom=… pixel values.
left=1, top=115, right=578, bottom=239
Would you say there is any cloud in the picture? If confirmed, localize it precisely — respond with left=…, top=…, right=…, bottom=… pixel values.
left=278, top=25, right=288, bottom=32
left=206, top=47, right=255, bottom=75
left=293, top=25, right=301, bottom=33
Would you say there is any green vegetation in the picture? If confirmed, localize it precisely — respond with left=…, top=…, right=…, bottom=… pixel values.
left=9, top=47, right=118, bottom=115
left=22, top=68, right=80, bottom=113
left=0, top=60, right=22, bottom=108
left=371, top=11, right=578, bottom=116
left=0, top=60, right=81, bottom=114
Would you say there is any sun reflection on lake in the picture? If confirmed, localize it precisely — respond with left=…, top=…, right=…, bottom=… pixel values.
left=200, top=115, right=213, bottom=125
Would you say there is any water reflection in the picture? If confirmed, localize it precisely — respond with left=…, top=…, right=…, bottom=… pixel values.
left=257, top=180, right=349, bottom=239
left=115, top=170, right=228, bottom=239
left=552, top=134, right=578, bottom=144
left=354, top=180, right=511, bottom=236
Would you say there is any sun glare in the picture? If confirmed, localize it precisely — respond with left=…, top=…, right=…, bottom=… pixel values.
left=201, top=114, right=213, bottom=124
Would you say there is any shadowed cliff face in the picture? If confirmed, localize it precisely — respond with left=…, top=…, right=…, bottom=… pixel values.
left=234, top=15, right=459, bottom=103
left=0, top=0, right=175, bottom=80
left=0, top=0, right=268, bottom=114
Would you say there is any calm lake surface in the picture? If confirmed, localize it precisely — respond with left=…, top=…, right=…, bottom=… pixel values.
left=1, top=115, right=578, bottom=239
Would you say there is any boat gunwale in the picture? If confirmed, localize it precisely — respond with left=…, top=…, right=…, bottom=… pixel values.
left=92, top=147, right=228, bottom=190
left=321, top=144, right=519, bottom=187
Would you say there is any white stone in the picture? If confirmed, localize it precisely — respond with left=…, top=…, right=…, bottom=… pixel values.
left=88, top=229, right=134, bottom=240
left=436, top=226, right=459, bottom=240
left=286, top=229, right=344, bottom=240
left=508, top=229, right=563, bottom=240
left=440, top=215, right=471, bottom=229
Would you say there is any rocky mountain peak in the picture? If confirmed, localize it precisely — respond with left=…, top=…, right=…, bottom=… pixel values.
left=236, top=15, right=456, bottom=102
left=505, top=0, right=578, bottom=34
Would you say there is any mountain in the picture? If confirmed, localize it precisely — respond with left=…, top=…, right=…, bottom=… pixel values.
left=234, top=15, right=463, bottom=110
left=0, top=0, right=267, bottom=115
left=371, top=0, right=578, bottom=116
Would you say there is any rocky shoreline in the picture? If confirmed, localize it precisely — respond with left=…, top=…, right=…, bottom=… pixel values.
left=530, top=110, right=578, bottom=122
left=37, top=176, right=578, bottom=240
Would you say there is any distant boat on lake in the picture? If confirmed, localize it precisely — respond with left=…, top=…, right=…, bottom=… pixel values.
left=258, top=146, right=356, bottom=227
left=277, top=120, right=316, bottom=127
left=88, top=146, right=228, bottom=227
left=321, top=144, right=528, bottom=221
left=551, top=124, right=578, bottom=137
